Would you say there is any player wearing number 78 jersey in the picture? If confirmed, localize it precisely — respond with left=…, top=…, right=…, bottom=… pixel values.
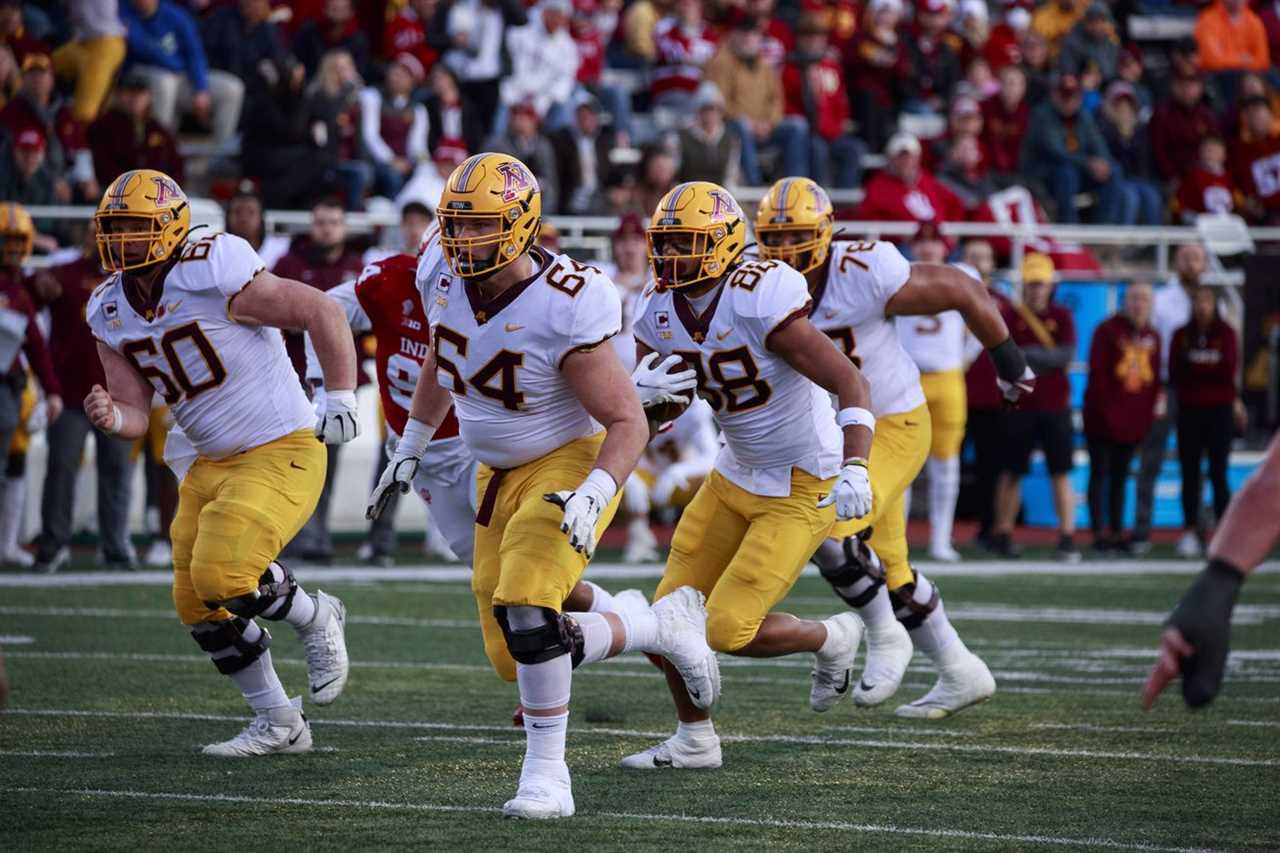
left=84, top=169, right=360, bottom=758
left=756, top=177, right=1034, bottom=719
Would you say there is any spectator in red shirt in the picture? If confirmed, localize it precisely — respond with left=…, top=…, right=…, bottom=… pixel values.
left=87, top=70, right=184, bottom=189
left=0, top=51, right=96, bottom=203
left=904, top=0, right=964, bottom=115
left=742, top=0, right=793, bottom=67
left=383, top=0, right=445, bottom=74
left=983, top=1, right=1029, bottom=71
left=650, top=0, right=718, bottom=113
left=1083, top=281, right=1159, bottom=552
left=1170, top=285, right=1244, bottom=556
left=781, top=14, right=866, bottom=188
left=1150, top=67, right=1222, bottom=183
left=858, top=131, right=965, bottom=232
left=842, top=0, right=907, bottom=153
left=1174, top=136, right=1240, bottom=221
left=1230, top=94, right=1280, bottom=224
left=992, top=252, right=1080, bottom=561
left=982, top=62, right=1030, bottom=185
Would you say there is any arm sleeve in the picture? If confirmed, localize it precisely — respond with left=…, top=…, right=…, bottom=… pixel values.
left=751, top=264, right=812, bottom=345
left=869, top=241, right=912, bottom=303
left=553, top=270, right=622, bottom=366
left=360, top=88, right=395, bottom=164
left=207, top=233, right=267, bottom=298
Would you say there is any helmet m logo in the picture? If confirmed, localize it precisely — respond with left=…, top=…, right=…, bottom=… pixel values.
left=495, top=162, right=532, bottom=203
left=150, top=175, right=182, bottom=207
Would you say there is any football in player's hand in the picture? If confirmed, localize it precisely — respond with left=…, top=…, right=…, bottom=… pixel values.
left=646, top=398, right=689, bottom=426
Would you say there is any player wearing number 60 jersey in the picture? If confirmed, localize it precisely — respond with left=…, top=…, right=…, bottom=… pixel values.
left=84, top=169, right=360, bottom=758
left=622, top=180, right=878, bottom=771
left=756, top=177, right=1035, bottom=720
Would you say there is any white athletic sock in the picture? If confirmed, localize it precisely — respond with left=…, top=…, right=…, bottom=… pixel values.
left=573, top=612, right=614, bottom=666
left=676, top=719, right=716, bottom=742
left=858, top=584, right=896, bottom=631
left=0, top=476, right=25, bottom=554
left=227, top=635, right=291, bottom=714
left=523, top=710, right=569, bottom=765
left=258, top=562, right=316, bottom=628
left=517, top=655, right=572, bottom=766
left=617, top=602, right=659, bottom=653
left=901, top=571, right=960, bottom=660
left=580, top=580, right=617, bottom=614
left=927, top=456, right=960, bottom=553
left=902, top=484, right=913, bottom=525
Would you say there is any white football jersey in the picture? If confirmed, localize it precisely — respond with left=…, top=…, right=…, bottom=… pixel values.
left=87, top=232, right=314, bottom=459
left=633, top=259, right=841, bottom=497
left=897, top=309, right=968, bottom=373
left=809, top=240, right=926, bottom=417
left=417, top=243, right=622, bottom=469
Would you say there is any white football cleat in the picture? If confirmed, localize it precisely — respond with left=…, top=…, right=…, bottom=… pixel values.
left=202, top=696, right=312, bottom=757
left=623, top=521, right=660, bottom=563
left=502, top=759, right=575, bottom=819
left=143, top=539, right=172, bottom=567
left=652, top=586, right=720, bottom=710
left=4, top=547, right=34, bottom=568
left=613, top=588, right=650, bottom=620
left=928, top=543, right=961, bottom=563
left=619, top=732, right=722, bottom=770
left=298, top=590, right=349, bottom=705
left=810, top=612, right=863, bottom=712
left=1176, top=531, right=1202, bottom=560
left=894, top=643, right=995, bottom=720
left=852, top=619, right=915, bottom=707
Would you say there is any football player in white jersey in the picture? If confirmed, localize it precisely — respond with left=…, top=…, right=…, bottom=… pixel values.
left=83, top=169, right=361, bottom=756
left=755, top=178, right=1034, bottom=719
left=621, top=180, right=877, bottom=770
left=365, top=153, right=718, bottom=819
left=895, top=223, right=981, bottom=563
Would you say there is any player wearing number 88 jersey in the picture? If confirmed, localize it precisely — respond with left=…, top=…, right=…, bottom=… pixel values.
left=85, top=169, right=361, bottom=757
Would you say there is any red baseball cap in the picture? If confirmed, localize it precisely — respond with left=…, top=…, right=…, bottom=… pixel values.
left=14, top=128, right=46, bottom=151
left=918, top=0, right=953, bottom=13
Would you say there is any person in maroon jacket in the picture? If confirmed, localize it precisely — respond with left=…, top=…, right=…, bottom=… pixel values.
left=1149, top=67, right=1222, bottom=183
left=1229, top=94, right=1280, bottom=224
left=981, top=63, right=1030, bottom=186
left=1083, top=281, right=1159, bottom=552
left=27, top=221, right=136, bottom=573
left=991, top=252, right=1080, bottom=561
left=86, top=70, right=184, bottom=188
left=841, top=0, right=908, bottom=152
left=1170, top=285, right=1244, bottom=557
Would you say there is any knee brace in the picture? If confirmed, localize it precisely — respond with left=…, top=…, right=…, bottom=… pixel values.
left=190, top=617, right=271, bottom=675
left=889, top=570, right=940, bottom=631
left=207, top=561, right=298, bottom=620
left=494, top=605, right=585, bottom=668
left=815, top=535, right=886, bottom=608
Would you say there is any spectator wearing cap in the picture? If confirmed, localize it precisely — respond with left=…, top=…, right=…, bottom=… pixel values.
left=1031, top=0, right=1086, bottom=57
left=740, top=0, right=793, bottom=68
left=1173, top=136, right=1240, bottom=221
left=496, top=0, right=579, bottom=138
left=982, top=64, right=1031, bottom=186
left=1149, top=68, right=1222, bottom=183
left=705, top=14, right=802, bottom=185
left=904, top=0, right=963, bottom=115
left=360, top=52, right=429, bottom=201
left=1021, top=72, right=1123, bottom=223
left=551, top=93, right=618, bottom=215
left=1195, top=0, right=1271, bottom=79
left=858, top=132, right=964, bottom=227
left=48, top=0, right=126, bottom=125
left=930, top=94, right=985, bottom=166
left=303, top=48, right=371, bottom=211
left=225, top=186, right=291, bottom=270
left=676, top=82, right=740, bottom=186
left=984, top=1, right=1029, bottom=71
left=292, top=0, right=370, bottom=80
left=1230, top=95, right=1280, bottom=223
left=939, top=134, right=999, bottom=211
left=202, top=0, right=290, bottom=98
left=86, top=70, right=184, bottom=189
left=442, top=0, right=528, bottom=137
left=0, top=128, right=61, bottom=250
left=485, top=101, right=560, bottom=213
left=957, top=0, right=992, bottom=71
left=650, top=0, right=719, bottom=115
left=842, top=0, right=908, bottom=153
left=425, top=63, right=484, bottom=157
left=1083, top=280, right=1159, bottom=552
left=121, top=0, right=244, bottom=145
left=1169, top=284, right=1243, bottom=558
left=991, top=252, right=1080, bottom=562
left=1056, top=2, right=1118, bottom=81
left=1114, top=43, right=1153, bottom=118
left=1098, top=80, right=1163, bottom=225
left=782, top=14, right=865, bottom=188
left=384, top=0, right=447, bottom=76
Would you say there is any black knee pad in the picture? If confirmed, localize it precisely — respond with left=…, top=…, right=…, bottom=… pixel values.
left=819, top=536, right=886, bottom=608
left=191, top=617, right=271, bottom=675
left=494, top=605, right=585, bottom=668
left=890, top=571, right=940, bottom=631
left=208, top=562, right=298, bottom=620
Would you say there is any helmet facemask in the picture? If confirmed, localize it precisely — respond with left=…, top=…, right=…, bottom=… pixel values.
left=95, top=211, right=178, bottom=273
left=647, top=222, right=739, bottom=291
left=438, top=205, right=539, bottom=280
left=756, top=222, right=832, bottom=275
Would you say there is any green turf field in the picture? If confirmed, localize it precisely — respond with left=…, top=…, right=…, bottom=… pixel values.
left=2, top=561, right=1278, bottom=852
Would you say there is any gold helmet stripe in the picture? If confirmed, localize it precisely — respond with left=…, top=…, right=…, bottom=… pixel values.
left=771, top=177, right=795, bottom=223
left=449, top=154, right=487, bottom=194
left=104, top=170, right=140, bottom=210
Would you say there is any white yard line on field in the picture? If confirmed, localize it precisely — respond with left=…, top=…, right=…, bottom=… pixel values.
left=0, top=750, right=115, bottom=758
left=0, top=635, right=35, bottom=644
left=1030, top=724, right=1174, bottom=734
left=0, top=786, right=1222, bottom=852
left=7, top=708, right=1276, bottom=768
left=1226, top=720, right=1280, bottom=728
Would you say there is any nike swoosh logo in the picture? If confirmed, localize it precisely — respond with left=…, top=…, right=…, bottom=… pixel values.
left=688, top=687, right=701, bottom=701
left=290, top=461, right=306, bottom=470
left=903, top=420, right=919, bottom=427
left=653, top=755, right=673, bottom=767
left=715, top=329, right=731, bottom=341
left=835, top=671, right=851, bottom=694
left=288, top=729, right=302, bottom=745
left=530, top=722, right=557, bottom=729
left=505, top=323, right=524, bottom=332
left=858, top=679, right=875, bottom=692
left=312, top=677, right=339, bottom=693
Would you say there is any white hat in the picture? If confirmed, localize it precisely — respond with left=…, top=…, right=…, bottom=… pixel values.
left=960, top=0, right=989, bottom=21
left=886, top=131, right=921, bottom=157
left=869, top=0, right=904, bottom=15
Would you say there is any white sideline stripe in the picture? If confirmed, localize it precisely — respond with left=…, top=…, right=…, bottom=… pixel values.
left=1031, top=724, right=1173, bottom=734
left=0, top=787, right=1221, bottom=852
left=0, top=750, right=115, bottom=758
left=1227, top=720, right=1280, bottom=728
left=7, top=708, right=1275, bottom=768
left=0, top=635, right=36, bottom=644
left=413, top=735, right=515, bottom=746
left=0, top=559, right=1273, bottom=587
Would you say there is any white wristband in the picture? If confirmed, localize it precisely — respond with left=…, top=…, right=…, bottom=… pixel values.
left=580, top=467, right=619, bottom=503
left=836, top=406, right=876, bottom=432
left=396, top=417, right=435, bottom=458
left=327, top=389, right=357, bottom=409
left=105, top=405, right=123, bottom=436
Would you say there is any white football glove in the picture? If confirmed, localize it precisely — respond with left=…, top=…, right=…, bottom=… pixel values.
left=632, top=352, right=697, bottom=410
left=315, top=388, right=361, bottom=444
left=996, top=365, right=1037, bottom=406
left=366, top=419, right=433, bottom=520
left=543, top=469, right=617, bottom=558
left=817, top=462, right=872, bottom=521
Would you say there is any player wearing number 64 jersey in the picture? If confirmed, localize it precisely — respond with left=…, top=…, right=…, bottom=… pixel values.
left=84, top=169, right=360, bottom=757
left=756, top=177, right=1034, bottom=719
left=365, top=153, right=720, bottom=820
left=621, top=180, right=877, bottom=771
